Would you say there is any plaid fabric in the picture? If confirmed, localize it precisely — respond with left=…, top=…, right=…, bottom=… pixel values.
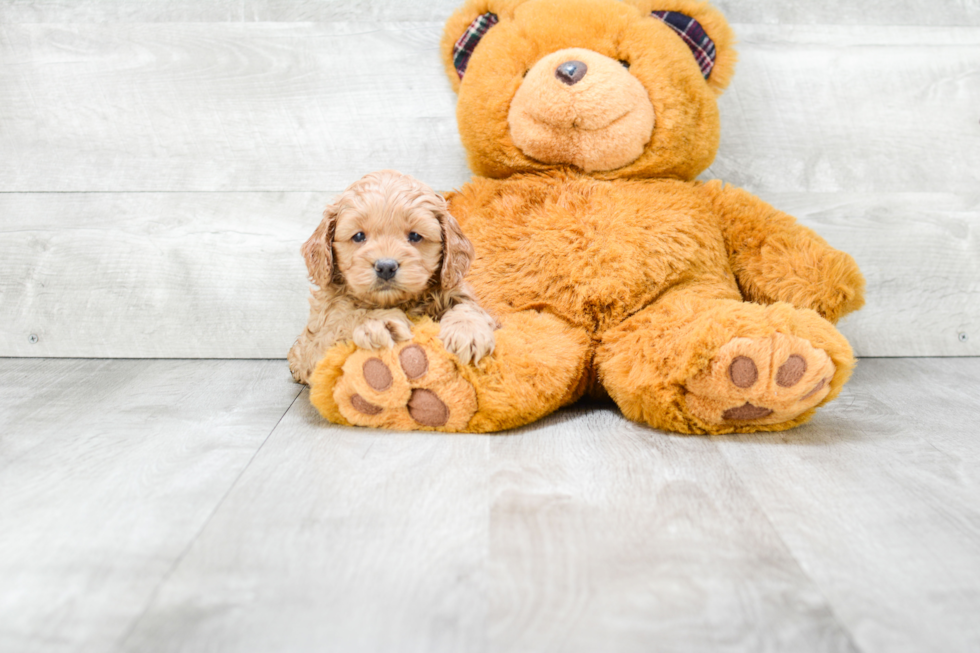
left=651, top=10, right=716, bottom=79
left=453, top=12, right=499, bottom=80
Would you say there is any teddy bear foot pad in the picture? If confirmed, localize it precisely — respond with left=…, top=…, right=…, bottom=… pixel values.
left=685, top=333, right=834, bottom=426
left=333, top=341, right=478, bottom=431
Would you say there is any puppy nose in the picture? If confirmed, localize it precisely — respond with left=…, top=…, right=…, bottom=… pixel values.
left=374, top=259, right=399, bottom=281
left=555, top=60, right=588, bottom=85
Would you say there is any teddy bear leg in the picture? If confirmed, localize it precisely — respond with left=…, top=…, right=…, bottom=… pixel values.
left=596, top=290, right=855, bottom=434
left=308, top=311, right=591, bottom=433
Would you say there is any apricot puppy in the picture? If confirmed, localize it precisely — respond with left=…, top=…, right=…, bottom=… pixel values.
left=288, top=170, right=497, bottom=385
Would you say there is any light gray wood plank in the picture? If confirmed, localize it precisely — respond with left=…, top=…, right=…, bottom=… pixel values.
left=715, top=357, right=980, bottom=653
left=120, top=395, right=858, bottom=653
left=486, top=406, right=858, bottom=653
left=717, top=1, right=980, bottom=26
left=766, top=192, right=980, bottom=358
left=709, top=25, right=980, bottom=193
left=2, top=191, right=976, bottom=358
left=118, top=390, right=491, bottom=653
left=0, top=22, right=465, bottom=193
left=0, top=192, right=313, bottom=358
left=2, top=357, right=979, bottom=651
left=0, top=0, right=461, bottom=23
left=0, top=358, right=299, bottom=653
left=1, top=24, right=977, bottom=193
left=1, top=0, right=977, bottom=25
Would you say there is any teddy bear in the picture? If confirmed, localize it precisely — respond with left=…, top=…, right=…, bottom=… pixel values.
left=305, top=0, right=865, bottom=435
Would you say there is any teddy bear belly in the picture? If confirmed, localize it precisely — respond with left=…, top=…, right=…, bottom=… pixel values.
left=470, top=249, right=666, bottom=331
left=457, top=177, right=737, bottom=335
left=470, top=243, right=728, bottom=334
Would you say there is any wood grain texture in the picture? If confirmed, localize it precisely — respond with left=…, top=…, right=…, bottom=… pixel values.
left=0, top=192, right=313, bottom=358
left=486, top=406, right=858, bottom=653
left=1, top=0, right=978, bottom=24
left=710, top=25, right=980, bottom=193
left=0, top=22, right=464, bottom=193
left=715, top=357, right=980, bottom=653
left=0, top=24, right=977, bottom=193
left=0, top=0, right=459, bottom=22
left=2, top=192, right=976, bottom=358
left=0, top=359, right=299, bottom=653
left=765, top=192, right=980, bottom=357
left=2, top=358, right=979, bottom=651
left=119, top=391, right=491, bottom=653
left=119, top=394, right=857, bottom=653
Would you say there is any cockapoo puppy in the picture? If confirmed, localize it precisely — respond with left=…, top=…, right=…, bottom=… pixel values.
left=288, top=170, right=497, bottom=385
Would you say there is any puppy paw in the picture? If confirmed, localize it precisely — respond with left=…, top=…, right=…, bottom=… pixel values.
left=385, top=316, right=414, bottom=343
left=439, top=321, right=495, bottom=365
left=353, top=319, right=398, bottom=350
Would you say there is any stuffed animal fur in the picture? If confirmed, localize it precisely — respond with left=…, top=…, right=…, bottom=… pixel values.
left=306, top=0, right=865, bottom=434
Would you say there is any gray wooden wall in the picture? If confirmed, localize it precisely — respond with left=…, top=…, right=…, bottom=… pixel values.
left=2, top=1, right=978, bottom=359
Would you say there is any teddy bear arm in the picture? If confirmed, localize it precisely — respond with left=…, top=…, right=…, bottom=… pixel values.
left=701, top=181, right=866, bottom=324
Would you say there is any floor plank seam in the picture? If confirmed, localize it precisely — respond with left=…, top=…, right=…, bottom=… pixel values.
left=109, top=387, right=303, bottom=652
left=711, top=438, right=866, bottom=652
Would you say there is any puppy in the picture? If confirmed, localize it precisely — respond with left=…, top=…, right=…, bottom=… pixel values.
left=288, top=170, right=497, bottom=385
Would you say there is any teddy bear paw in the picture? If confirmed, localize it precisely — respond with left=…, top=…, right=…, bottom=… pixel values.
left=333, top=341, right=478, bottom=431
left=685, top=333, right=835, bottom=427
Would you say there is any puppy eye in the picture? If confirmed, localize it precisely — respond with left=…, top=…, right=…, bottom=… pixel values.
left=407, top=232, right=423, bottom=243
left=352, top=232, right=366, bottom=243
left=618, top=60, right=630, bottom=69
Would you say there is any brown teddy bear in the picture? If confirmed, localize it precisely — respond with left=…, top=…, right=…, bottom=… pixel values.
left=306, top=0, right=865, bottom=435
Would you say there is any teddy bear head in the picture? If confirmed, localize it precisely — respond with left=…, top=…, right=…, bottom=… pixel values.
left=441, top=0, right=736, bottom=181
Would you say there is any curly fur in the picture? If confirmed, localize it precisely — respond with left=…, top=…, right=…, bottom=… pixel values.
left=288, top=171, right=497, bottom=384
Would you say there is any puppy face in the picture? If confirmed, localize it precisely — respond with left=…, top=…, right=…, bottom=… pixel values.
left=333, top=189, right=443, bottom=306
left=302, top=170, right=474, bottom=307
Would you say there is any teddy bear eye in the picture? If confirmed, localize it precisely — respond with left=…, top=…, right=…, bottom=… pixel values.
left=352, top=232, right=366, bottom=243
left=619, top=59, right=630, bottom=69
left=408, top=232, right=423, bottom=243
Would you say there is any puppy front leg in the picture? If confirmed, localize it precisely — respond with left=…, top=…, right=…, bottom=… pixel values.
left=439, top=302, right=497, bottom=365
left=352, top=309, right=413, bottom=350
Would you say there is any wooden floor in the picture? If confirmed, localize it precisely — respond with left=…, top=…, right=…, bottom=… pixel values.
left=1, top=357, right=978, bottom=653
left=2, top=1, right=978, bottom=651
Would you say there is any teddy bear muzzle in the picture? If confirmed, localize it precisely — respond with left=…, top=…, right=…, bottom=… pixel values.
left=508, top=47, right=655, bottom=172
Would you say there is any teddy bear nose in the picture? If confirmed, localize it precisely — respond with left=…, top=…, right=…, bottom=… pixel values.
left=374, top=259, right=399, bottom=281
left=555, top=60, right=588, bottom=85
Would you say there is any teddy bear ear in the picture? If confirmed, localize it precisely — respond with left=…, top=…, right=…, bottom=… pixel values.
left=441, top=0, right=516, bottom=92
left=626, top=0, right=737, bottom=94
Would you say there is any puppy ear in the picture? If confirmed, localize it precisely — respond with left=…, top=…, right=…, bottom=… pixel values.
left=301, top=203, right=338, bottom=287
left=438, top=207, right=475, bottom=290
